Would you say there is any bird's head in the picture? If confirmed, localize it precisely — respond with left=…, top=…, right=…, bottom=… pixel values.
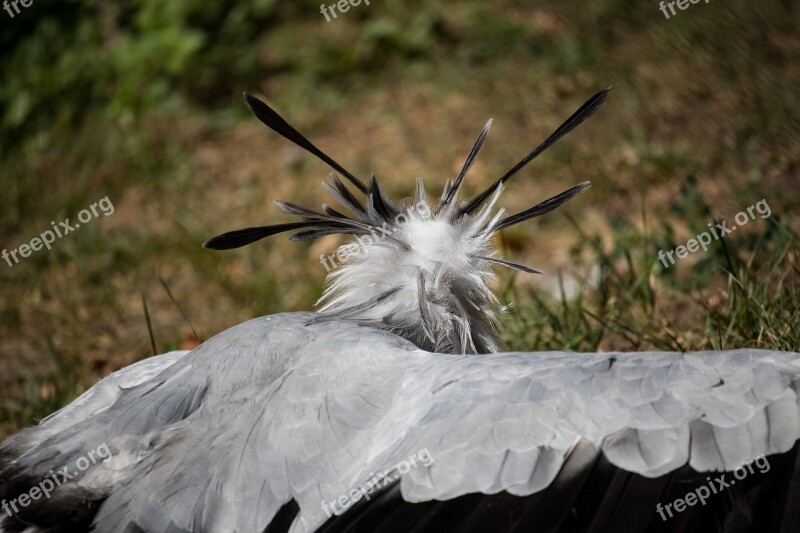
left=205, top=90, right=608, bottom=354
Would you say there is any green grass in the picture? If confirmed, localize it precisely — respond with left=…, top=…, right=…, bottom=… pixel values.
left=502, top=183, right=799, bottom=353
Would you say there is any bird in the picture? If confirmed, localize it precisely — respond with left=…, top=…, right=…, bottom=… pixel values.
left=1, top=88, right=799, bottom=533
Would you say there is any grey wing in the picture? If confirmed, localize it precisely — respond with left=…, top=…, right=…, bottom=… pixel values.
left=3, top=314, right=799, bottom=533
left=203, top=336, right=800, bottom=532
left=341, top=349, right=800, bottom=512
left=3, top=314, right=372, bottom=532
left=282, top=347, right=800, bottom=531
left=0, top=350, right=187, bottom=454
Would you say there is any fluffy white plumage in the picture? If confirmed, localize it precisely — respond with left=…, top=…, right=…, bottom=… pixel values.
left=317, top=182, right=506, bottom=354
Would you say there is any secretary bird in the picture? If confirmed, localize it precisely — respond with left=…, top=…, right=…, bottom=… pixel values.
left=1, top=89, right=799, bottom=533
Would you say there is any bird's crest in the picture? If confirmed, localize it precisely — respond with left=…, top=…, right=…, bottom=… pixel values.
left=205, top=89, right=609, bottom=354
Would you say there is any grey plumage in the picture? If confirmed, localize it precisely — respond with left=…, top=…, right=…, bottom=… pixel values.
left=2, top=315, right=799, bottom=532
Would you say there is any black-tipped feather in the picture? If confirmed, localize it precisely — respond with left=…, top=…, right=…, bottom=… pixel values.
left=494, top=181, right=592, bottom=231
left=203, top=222, right=324, bottom=250
left=321, top=204, right=348, bottom=219
left=275, top=200, right=403, bottom=243
left=477, top=256, right=544, bottom=275
left=460, top=88, right=609, bottom=215
left=275, top=200, right=340, bottom=222
left=243, top=93, right=367, bottom=193
left=290, top=228, right=368, bottom=241
left=369, top=174, right=400, bottom=220
left=439, top=118, right=493, bottom=211
left=205, top=91, right=604, bottom=252
left=323, top=173, right=367, bottom=219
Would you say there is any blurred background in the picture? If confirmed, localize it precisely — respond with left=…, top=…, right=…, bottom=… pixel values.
left=1, top=0, right=798, bottom=438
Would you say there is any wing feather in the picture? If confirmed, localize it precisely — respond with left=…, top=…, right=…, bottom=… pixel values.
left=3, top=316, right=799, bottom=533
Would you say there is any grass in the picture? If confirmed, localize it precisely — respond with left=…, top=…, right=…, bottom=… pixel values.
left=502, top=190, right=799, bottom=353
left=1, top=0, right=798, bottom=438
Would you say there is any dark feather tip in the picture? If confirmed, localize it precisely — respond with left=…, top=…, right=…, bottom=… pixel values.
left=203, top=222, right=316, bottom=250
